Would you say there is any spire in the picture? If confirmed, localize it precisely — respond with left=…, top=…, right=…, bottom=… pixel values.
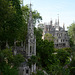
left=30, top=2, right=32, bottom=12
left=30, top=0, right=32, bottom=11
left=50, top=18, right=52, bottom=25
left=57, top=14, right=59, bottom=26
left=29, top=2, right=32, bottom=24
left=22, top=0, right=23, bottom=6
left=55, top=19, right=57, bottom=25
left=27, top=1, right=34, bottom=38
left=63, top=23, right=65, bottom=30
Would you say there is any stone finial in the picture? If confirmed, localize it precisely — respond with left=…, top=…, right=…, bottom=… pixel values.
left=50, top=18, right=52, bottom=25
left=63, top=23, right=65, bottom=30
left=57, top=14, right=59, bottom=25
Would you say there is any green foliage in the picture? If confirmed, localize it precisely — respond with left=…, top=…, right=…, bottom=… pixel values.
left=18, top=5, right=42, bottom=41
left=38, top=23, right=44, bottom=31
left=0, top=0, right=25, bottom=48
left=49, top=63, right=62, bottom=75
left=28, top=55, right=37, bottom=68
left=69, top=38, right=74, bottom=47
left=0, top=48, right=25, bottom=75
left=32, top=10, right=42, bottom=24
left=2, top=48, right=13, bottom=63
left=36, top=70, right=44, bottom=75
left=68, top=23, right=75, bottom=75
left=34, top=27, right=43, bottom=39
left=13, top=54, right=25, bottom=67
left=22, top=5, right=42, bottom=25
left=36, top=54, right=42, bottom=68
left=1, top=64, right=18, bottom=75
left=36, top=39, right=71, bottom=74
left=63, top=48, right=72, bottom=54
left=36, top=39, right=54, bottom=72
left=44, top=33, right=54, bottom=41
left=32, top=70, right=45, bottom=75
left=69, top=56, right=75, bottom=75
left=30, top=55, right=37, bottom=64
left=0, top=1, right=42, bottom=48
left=68, top=23, right=75, bottom=44
left=70, top=67, right=75, bottom=75
left=56, top=49, right=70, bottom=66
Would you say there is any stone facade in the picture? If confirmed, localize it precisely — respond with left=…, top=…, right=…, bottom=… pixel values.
left=43, top=18, right=70, bottom=49
left=12, top=3, right=36, bottom=75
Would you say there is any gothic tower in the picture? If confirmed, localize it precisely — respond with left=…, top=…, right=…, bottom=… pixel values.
left=50, top=19, right=53, bottom=26
left=18, top=3, right=36, bottom=75
left=26, top=3, right=36, bottom=58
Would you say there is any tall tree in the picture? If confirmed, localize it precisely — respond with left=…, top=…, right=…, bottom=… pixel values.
left=36, top=39, right=54, bottom=71
left=56, top=49, right=70, bottom=66
left=0, top=0, right=24, bottom=47
left=68, top=23, right=75, bottom=44
left=34, top=27, right=43, bottom=40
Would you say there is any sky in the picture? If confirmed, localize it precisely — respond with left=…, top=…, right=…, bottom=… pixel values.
left=23, top=0, right=75, bottom=30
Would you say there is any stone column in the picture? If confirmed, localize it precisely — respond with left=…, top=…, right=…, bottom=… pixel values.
left=23, top=68, right=26, bottom=75
left=31, top=64, right=34, bottom=72
left=28, top=39, right=30, bottom=57
left=33, top=63, right=36, bottom=73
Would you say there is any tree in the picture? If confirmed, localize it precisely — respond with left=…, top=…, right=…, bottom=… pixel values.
left=38, top=23, right=44, bottom=31
left=34, top=27, right=43, bottom=40
left=27, top=55, right=37, bottom=74
left=36, top=70, right=44, bottom=75
left=0, top=48, right=25, bottom=75
left=0, top=1, right=42, bottom=48
left=69, top=57, right=75, bottom=75
left=44, top=33, right=54, bottom=41
left=68, top=23, right=75, bottom=75
left=36, top=39, right=54, bottom=72
left=0, top=0, right=24, bottom=47
left=68, top=23, right=75, bottom=44
left=56, top=49, right=70, bottom=66
left=32, top=70, right=45, bottom=75
left=28, top=55, right=37, bottom=68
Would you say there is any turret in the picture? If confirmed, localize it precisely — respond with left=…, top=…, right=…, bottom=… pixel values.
left=55, top=19, right=57, bottom=25
left=55, top=19, right=59, bottom=31
left=50, top=18, right=52, bottom=25
left=58, top=14, right=59, bottom=26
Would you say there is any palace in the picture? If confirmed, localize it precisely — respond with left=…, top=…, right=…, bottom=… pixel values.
left=42, top=18, right=70, bottom=49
